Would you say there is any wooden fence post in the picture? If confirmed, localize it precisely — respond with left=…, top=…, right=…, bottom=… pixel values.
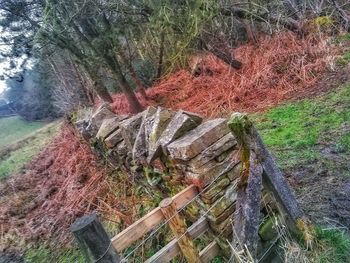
left=71, top=214, right=121, bottom=263
left=228, top=113, right=305, bottom=231
left=160, top=198, right=201, bottom=263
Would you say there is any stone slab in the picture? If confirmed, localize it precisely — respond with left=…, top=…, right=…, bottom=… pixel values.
left=209, top=215, right=233, bottom=238
left=207, top=202, right=235, bottom=225
left=200, top=176, right=230, bottom=203
left=91, top=104, right=116, bottom=128
left=147, top=110, right=202, bottom=163
left=186, top=150, right=240, bottom=186
left=132, top=107, right=157, bottom=162
left=146, top=108, right=175, bottom=163
left=189, top=133, right=237, bottom=169
left=104, top=128, right=123, bottom=148
left=119, top=111, right=144, bottom=150
left=167, top=118, right=229, bottom=161
left=96, top=117, right=120, bottom=140
left=227, top=161, right=242, bottom=181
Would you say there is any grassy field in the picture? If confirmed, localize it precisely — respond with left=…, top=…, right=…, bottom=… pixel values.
left=254, top=84, right=350, bottom=169
left=0, top=116, right=46, bottom=148
left=0, top=116, right=60, bottom=178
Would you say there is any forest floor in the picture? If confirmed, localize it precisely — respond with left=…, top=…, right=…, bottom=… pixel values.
left=1, top=31, right=350, bottom=262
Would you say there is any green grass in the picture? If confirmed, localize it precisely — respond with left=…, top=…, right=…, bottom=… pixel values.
left=337, top=52, right=350, bottom=66
left=0, top=121, right=60, bottom=178
left=311, top=227, right=350, bottom=263
left=253, top=84, right=350, bottom=168
left=24, top=246, right=84, bottom=263
left=336, top=33, right=350, bottom=66
left=0, top=116, right=45, bottom=148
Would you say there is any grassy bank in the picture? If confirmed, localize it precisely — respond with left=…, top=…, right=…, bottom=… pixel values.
left=0, top=116, right=45, bottom=148
left=0, top=116, right=60, bottom=178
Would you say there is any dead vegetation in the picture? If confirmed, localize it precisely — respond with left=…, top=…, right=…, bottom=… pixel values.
left=0, top=125, right=148, bottom=253
left=111, top=31, right=340, bottom=117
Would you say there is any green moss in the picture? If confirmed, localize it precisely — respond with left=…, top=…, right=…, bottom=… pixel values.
left=24, top=247, right=50, bottom=263
left=336, top=33, right=350, bottom=42
left=337, top=51, right=350, bottom=66
left=253, top=85, right=350, bottom=168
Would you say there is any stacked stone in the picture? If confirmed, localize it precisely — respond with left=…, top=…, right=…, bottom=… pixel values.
left=166, top=118, right=242, bottom=256
left=76, top=104, right=281, bottom=259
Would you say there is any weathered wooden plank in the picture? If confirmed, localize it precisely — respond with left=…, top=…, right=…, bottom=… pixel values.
left=111, top=185, right=198, bottom=252
left=172, top=184, right=198, bottom=209
left=160, top=198, right=200, bottom=262
left=199, top=241, right=220, bottom=263
left=145, top=217, right=208, bottom=263
left=112, top=208, right=163, bottom=252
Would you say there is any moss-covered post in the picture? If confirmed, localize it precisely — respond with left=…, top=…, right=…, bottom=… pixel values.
left=228, top=113, right=263, bottom=259
left=228, top=112, right=314, bottom=249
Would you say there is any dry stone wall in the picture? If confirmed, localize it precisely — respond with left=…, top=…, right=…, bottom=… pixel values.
left=75, top=104, right=281, bottom=260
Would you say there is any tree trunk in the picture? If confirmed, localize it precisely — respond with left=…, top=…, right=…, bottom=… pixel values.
left=104, top=55, right=143, bottom=113
left=118, top=52, right=148, bottom=100
left=156, top=32, right=165, bottom=79
left=87, top=68, right=113, bottom=103
left=118, top=72, right=144, bottom=113
left=69, top=55, right=95, bottom=105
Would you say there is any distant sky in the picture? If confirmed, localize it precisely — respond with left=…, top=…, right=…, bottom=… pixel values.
left=0, top=80, right=6, bottom=94
left=0, top=62, right=7, bottom=95
left=0, top=57, right=7, bottom=94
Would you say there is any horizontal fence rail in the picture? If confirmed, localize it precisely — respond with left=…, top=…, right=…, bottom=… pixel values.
left=111, top=184, right=198, bottom=253
left=145, top=217, right=218, bottom=263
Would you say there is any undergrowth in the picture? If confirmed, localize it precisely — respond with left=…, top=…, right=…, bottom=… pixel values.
left=24, top=246, right=84, bottom=263
left=111, top=31, right=339, bottom=117
left=336, top=33, right=350, bottom=66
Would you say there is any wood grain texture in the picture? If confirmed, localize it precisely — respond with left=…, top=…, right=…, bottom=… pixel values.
left=160, top=198, right=200, bottom=263
left=199, top=241, right=220, bottom=263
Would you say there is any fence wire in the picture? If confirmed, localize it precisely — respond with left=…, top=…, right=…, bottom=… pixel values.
left=120, top=162, right=237, bottom=261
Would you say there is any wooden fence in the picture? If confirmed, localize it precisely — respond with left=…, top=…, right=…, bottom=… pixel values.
left=72, top=185, right=222, bottom=262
